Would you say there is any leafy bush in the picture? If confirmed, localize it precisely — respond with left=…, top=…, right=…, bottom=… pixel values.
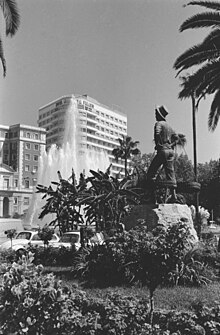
left=0, top=248, right=17, bottom=264
left=74, top=222, right=192, bottom=287
left=37, top=226, right=55, bottom=247
left=27, top=245, right=78, bottom=267
left=2, top=253, right=220, bottom=334
left=0, top=252, right=76, bottom=334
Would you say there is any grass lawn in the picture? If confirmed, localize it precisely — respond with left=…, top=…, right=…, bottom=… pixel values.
left=62, top=279, right=220, bottom=312
left=44, top=266, right=220, bottom=311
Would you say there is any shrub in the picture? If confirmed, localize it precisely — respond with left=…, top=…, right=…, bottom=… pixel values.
left=2, top=253, right=220, bottom=334
left=74, top=222, right=194, bottom=324
left=0, top=252, right=78, bottom=334
left=38, top=226, right=55, bottom=247
left=27, top=245, right=78, bottom=267
left=0, top=248, right=17, bottom=264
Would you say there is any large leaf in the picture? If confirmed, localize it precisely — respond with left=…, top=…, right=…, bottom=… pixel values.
left=186, top=1, right=220, bottom=12
left=0, top=0, right=20, bottom=36
left=209, top=89, right=220, bottom=130
left=180, top=12, right=220, bottom=32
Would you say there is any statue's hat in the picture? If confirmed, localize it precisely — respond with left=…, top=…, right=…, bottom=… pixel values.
left=155, top=105, right=168, bottom=121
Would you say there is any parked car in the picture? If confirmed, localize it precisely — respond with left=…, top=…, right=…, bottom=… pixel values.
left=52, top=231, right=105, bottom=250
left=0, top=230, right=60, bottom=254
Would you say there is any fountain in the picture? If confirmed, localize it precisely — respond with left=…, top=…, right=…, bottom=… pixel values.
left=23, top=97, right=110, bottom=229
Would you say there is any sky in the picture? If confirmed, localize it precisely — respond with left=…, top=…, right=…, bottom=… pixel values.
left=0, top=0, right=220, bottom=164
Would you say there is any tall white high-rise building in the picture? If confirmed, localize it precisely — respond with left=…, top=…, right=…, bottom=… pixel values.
left=38, top=94, right=128, bottom=176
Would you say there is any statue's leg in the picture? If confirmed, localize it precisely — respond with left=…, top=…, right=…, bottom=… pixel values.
left=144, top=152, right=166, bottom=203
left=163, top=149, right=177, bottom=201
left=146, top=151, right=164, bottom=181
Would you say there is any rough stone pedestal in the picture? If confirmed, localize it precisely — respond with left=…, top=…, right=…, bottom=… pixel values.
left=123, top=203, right=198, bottom=243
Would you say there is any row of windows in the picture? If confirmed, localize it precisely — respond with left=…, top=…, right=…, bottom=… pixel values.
left=86, top=136, right=118, bottom=149
left=8, top=131, right=18, bottom=138
left=47, top=128, right=65, bottom=137
left=24, top=132, right=39, bottom=140
left=23, top=178, right=37, bottom=189
left=80, top=128, right=119, bottom=144
left=14, top=197, right=30, bottom=206
left=25, top=153, right=39, bottom=161
left=24, top=165, right=38, bottom=173
left=77, top=100, right=126, bottom=125
left=39, top=105, right=67, bottom=121
left=25, top=143, right=39, bottom=150
left=99, top=113, right=126, bottom=125
left=3, top=177, right=37, bottom=190
left=79, top=111, right=127, bottom=132
left=98, top=119, right=126, bottom=132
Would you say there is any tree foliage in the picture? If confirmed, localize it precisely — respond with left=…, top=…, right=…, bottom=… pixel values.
left=36, top=166, right=140, bottom=235
left=112, top=135, right=141, bottom=176
left=174, top=0, right=220, bottom=131
left=0, top=0, right=20, bottom=76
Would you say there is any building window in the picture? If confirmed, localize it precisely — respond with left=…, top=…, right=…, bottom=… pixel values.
left=24, top=179, right=30, bottom=189
left=25, top=143, right=31, bottom=149
left=24, top=197, right=30, bottom=205
left=3, top=178, right=9, bottom=188
left=34, top=144, right=39, bottom=150
left=26, top=132, right=30, bottom=138
left=25, top=154, right=30, bottom=160
left=14, top=179, right=18, bottom=187
left=33, top=166, right=38, bottom=173
left=3, top=154, right=8, bottom=162
left=34, top=133, right=39, bottom=140
left=33, top=155, right=38, bottom=161
left=14, top=197, right=18, bottom=205
left=25, top=165, right=30, bottom=172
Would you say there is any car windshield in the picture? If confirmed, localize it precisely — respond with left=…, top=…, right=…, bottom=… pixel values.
left=60, top=233, right=80, bottom=243
left=16, top=232, right=32, bottom=240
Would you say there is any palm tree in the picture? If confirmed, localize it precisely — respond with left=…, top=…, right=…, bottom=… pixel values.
left=112, top=135, right=141, bottom=177
left=174, top=0, right=220, bottom=131
left=0, top=0, right=20, bottom=77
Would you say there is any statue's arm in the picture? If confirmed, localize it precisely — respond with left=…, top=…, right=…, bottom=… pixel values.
left=154, top=122, right=162, bottom=148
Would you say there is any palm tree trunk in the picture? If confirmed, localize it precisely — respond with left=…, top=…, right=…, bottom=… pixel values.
left=125, top=157, right=128, bottom=177
left=191, top=94, right=200, bottom=237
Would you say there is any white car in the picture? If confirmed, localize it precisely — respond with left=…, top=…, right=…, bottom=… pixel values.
left=53, top=231, right=105, bottom=250
left=0, top=230, right=60, bottom=253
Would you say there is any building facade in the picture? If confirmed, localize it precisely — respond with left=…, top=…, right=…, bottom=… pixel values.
left=38, top=94, right=127, bottom=176
left=0, top=124, right=46, bottom=218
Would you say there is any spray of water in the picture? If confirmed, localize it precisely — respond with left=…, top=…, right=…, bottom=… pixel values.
left=24, top=98, right=110, bottom=228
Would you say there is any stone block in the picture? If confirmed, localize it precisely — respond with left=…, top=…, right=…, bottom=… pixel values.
left=123, top=203, right=198, bottom=243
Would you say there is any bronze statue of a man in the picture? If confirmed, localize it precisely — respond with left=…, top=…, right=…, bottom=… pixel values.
left=146, top=105, right=179, bottom=200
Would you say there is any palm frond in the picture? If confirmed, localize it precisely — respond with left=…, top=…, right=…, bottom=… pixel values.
left=0, top=0, right=20, bottom=36
left=178, top=60, right=220, bottom=99
left=192, top=61, right=220, bottom=95
left=180, top=12, right=220, bottom=32
left=185, top=1, right=220, bottom=11
left=174, top=44, right=219, bottom=73
left=203, top=28, right=220, bottom=45
left=0, top=37, right=6, bottom=77
left=209, top=89, right=220, bottom=131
